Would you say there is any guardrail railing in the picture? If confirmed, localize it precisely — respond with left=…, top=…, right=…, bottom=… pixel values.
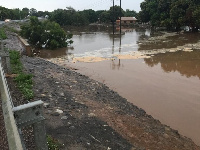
left=0, top=40, right=48, bottom=150
left=0, top=57, right=24, bottom=150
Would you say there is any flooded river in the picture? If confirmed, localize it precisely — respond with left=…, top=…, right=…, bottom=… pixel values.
left=40, top=27, right=200, bottom=145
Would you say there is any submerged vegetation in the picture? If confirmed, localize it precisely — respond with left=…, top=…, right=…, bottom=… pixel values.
left=9, top=50, right=34, bottom=100
left=20, top=16, right=73, bottom=49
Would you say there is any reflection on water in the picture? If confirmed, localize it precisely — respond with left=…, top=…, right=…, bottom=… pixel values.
left=39, top=47, right=74, bottom=59
left=144, top=50, right=200, bottom=79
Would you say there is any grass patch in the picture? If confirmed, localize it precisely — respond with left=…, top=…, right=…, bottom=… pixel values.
left=0, top=28, right=7, bottom=39
left=9, top=50, right=34, bottom=100
left=47, top=135, right=62, bottom=150
left=9, top=50, right=23, bottom=74
left=4, top=25, right=19, bottom=34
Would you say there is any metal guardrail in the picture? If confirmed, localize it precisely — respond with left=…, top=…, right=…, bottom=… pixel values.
left=0, top=40, right=48, bottom=150
left=0, top=57, right=24, bottom=150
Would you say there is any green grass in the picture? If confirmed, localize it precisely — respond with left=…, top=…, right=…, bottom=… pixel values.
left=47, top=135, right=62, bottom=150
left=9, top=50, right=34, bottom=100
left=9, top=50, right=23, bottom=74
left=0, top=28, right=7, bottom=40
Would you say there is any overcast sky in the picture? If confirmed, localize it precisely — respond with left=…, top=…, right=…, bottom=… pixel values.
left=0, top=0, right=144, bottom=12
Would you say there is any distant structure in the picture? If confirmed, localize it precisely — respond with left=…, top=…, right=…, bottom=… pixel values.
left=116, top=17, right=137, bottom=26
left=45, top=15, right=49, bottom=19
left=5, top=19, right=11, bottom=22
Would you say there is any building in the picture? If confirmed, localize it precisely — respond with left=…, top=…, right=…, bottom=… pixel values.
left=116, top=17, right=137, bottom=26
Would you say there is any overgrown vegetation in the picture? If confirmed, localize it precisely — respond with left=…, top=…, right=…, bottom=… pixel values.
left=139, top=0, right=200, bottom=31
left=9, top=50, right=34, bottom=100
left=20, top=16, right=73, bottom=49
left=47, top=135, right=62, bottom=150
left=0, top=28, right=7, bottom=40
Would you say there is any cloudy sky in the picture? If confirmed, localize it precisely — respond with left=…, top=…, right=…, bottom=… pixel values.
left=0, top=0, right=144, bottom=12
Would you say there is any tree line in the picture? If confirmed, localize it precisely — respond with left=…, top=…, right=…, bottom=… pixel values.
left=139, top=0, right=200, bottom=31
left=0, top=6, right=138, bottom=25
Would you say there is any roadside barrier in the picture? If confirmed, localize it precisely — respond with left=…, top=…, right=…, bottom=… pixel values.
left=0, top=41, right=48, bottom=150
left=0, top=57, right=24, bottom=150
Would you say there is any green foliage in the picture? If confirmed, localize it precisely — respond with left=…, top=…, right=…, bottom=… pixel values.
left=109, top=5, right=125, bottom=22
left=47, top=135, right=62, bottom=150
left=1, top=5, right=138, bottom=26
left=9, top=50, right=34, bottom=100
left=139, top=0, right=200, bottom=31
left=20, top=16, right=72, bottom=49
left=125, top=9, right=138, bottom=18
left=9, top=50, right=23, bottom=74
left=14, top=73, right=34, bottom=100
left=0, top=28, right=7, bottom=40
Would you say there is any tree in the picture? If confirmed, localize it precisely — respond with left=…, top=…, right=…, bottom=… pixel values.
left=20, top=16, right=73, bottom=49
left=139, top=0, right=200, bottom=31
left=109, top=5, right=125, bottom=22
left=125, top=9, right=138, bottom=18
left=30, top=8, right=37, bottom=16
left=21, top=8, right=29, bottom=19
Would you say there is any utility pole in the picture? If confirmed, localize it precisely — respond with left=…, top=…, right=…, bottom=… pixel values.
left=120, top=0, right=122, bottom=35
left=112, top=0, right=115, bottom=35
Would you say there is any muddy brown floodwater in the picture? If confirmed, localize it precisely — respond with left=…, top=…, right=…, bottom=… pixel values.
left=40, top=29, right=200, bottom=146
left=68, top=52, right=200, bottom=146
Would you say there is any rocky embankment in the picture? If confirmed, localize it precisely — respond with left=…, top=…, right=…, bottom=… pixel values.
left=3, top=29, right=200, bottom=149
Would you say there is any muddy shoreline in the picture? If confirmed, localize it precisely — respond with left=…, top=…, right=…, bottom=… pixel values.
left=2, top=29, right=200, bottom=149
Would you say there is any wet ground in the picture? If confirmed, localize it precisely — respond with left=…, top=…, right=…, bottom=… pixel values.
left=40, top=29, right=200, bottom=146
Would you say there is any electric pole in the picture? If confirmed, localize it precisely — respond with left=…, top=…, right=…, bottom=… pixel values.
left=120, top=0, right=122, bottom=35
left=113, top=0, right=115, bottom=35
